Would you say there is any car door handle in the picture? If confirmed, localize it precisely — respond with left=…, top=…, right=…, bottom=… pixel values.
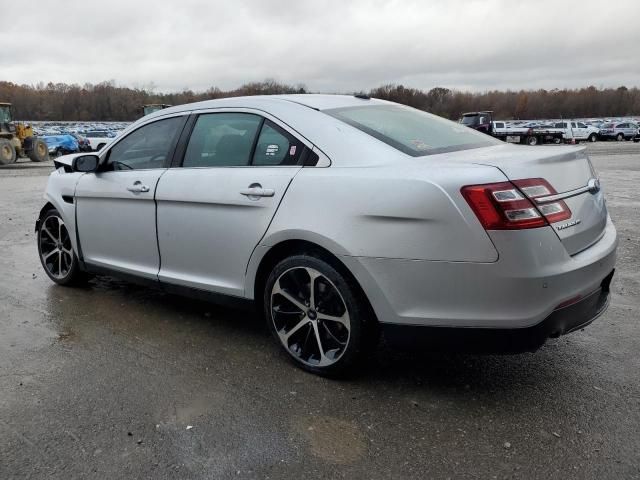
left=127, top=181, right=150, bottom=193
left=240, top=186, right=275, bottom=198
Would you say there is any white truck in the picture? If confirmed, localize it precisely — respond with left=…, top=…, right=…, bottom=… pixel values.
left=491, top=121, right=564, bottom=145
left=461, top=112, right=565, bottom=145
left=549, top=121, right=600, bottom=143
left=82, top=130, right=117, bottom=151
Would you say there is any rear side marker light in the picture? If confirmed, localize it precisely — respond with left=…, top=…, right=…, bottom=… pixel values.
left=555, top=294, right=583, bottom=310
left=461, top=178, right=572, bottom=230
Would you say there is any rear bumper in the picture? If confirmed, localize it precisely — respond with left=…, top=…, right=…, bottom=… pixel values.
left=381, top=269, right=614, bottom=353
left=341, top=216, right=617, bottom=330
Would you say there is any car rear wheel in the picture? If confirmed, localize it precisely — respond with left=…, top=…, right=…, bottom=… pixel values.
left=264, top=254, right=372, bottom=376
left=37, top=209, right=87, bottom=286
left=616, top=133, right=624, bottom=141
left=0, top=139, right=16, bottom=165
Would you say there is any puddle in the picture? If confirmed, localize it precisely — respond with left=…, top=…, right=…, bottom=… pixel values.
left=293, top=415, right=367, bottom=464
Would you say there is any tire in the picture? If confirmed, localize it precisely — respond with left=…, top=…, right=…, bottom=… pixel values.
left=553, top=137, right=562, bottom=144
left=616, top=133, right=624, bottom=141
left=526, top=136, right=538, bottom=146
left=28, top=138, right=49, bottom=162
left=37, top=208, right=87, bottom=286
left=588, top=133, right=597, bottom=143
left=264, top=254, right=373, bottom=376
left=0, top=139, right=17, bottom=165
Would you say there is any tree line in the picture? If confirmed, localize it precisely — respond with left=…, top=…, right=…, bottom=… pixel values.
left=1, top=79, right=638, bottom=122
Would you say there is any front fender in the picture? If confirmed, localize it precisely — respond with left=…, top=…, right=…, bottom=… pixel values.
left=36, top=169, right=84, bottom=255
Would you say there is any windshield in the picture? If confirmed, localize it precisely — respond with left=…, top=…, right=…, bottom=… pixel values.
left=325, top=104, right=499, bottom=156
left=461, top=115, right=480, bottom=126
left=0, top=106, right=12, bottom=123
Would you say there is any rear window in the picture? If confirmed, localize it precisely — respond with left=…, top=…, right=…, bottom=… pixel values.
left=325, top=104, right=498, bottom=157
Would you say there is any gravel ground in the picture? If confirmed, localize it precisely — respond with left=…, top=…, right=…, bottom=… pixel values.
left=0, top=141, right=639, bottom=479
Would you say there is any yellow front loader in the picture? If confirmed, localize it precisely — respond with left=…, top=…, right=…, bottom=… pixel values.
left=0, top=103, right=48, bottom=165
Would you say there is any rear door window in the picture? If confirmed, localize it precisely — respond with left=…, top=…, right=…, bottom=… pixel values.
left=252, top=121, right=304, bottom=166
left=182, top=113, right=262, bottom=167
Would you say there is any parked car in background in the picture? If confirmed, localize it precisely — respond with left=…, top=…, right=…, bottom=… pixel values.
left=550, top=121, right=600, bottom=142
left=68, top=132, right=92, bottom=152
left=36, top=95, right=616, bottom=376
left=82, top=130, right=117, bottom=151
left=43, top=134, right=79, bottom=157
left=599, top=122, right=638, bottom=141
left=634, top=125, right=640, bottom=143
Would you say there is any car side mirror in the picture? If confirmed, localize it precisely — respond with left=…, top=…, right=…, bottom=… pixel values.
left=72, top=154, right=100, bottom=173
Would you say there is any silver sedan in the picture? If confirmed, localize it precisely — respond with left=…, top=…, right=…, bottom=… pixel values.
left=36, top=95, right=617, bottom=375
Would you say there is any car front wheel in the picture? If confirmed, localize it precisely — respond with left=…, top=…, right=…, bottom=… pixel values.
left=264, top=254, right=372, bottom=376
left=37, top=209, right=86, bottom=286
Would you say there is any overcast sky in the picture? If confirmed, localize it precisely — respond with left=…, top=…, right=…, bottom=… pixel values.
left=2, top=0, right=639, bottom=93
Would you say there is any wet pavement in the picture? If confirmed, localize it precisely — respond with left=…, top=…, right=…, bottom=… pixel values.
left=1, top=142, right=639, bottom=479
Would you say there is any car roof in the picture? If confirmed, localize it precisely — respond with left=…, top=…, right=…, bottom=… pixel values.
left=145, top=94, right=388, bottom=119
left=131, top=94, right=408, bottom=167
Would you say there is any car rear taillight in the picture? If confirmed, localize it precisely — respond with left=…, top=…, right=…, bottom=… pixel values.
left=461, top=178, right=571, bottom=230
left=511, top=178, right=571, bottom=223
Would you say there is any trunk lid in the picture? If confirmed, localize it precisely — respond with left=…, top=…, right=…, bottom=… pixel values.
left=438, top=144, right=607, bottom=255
